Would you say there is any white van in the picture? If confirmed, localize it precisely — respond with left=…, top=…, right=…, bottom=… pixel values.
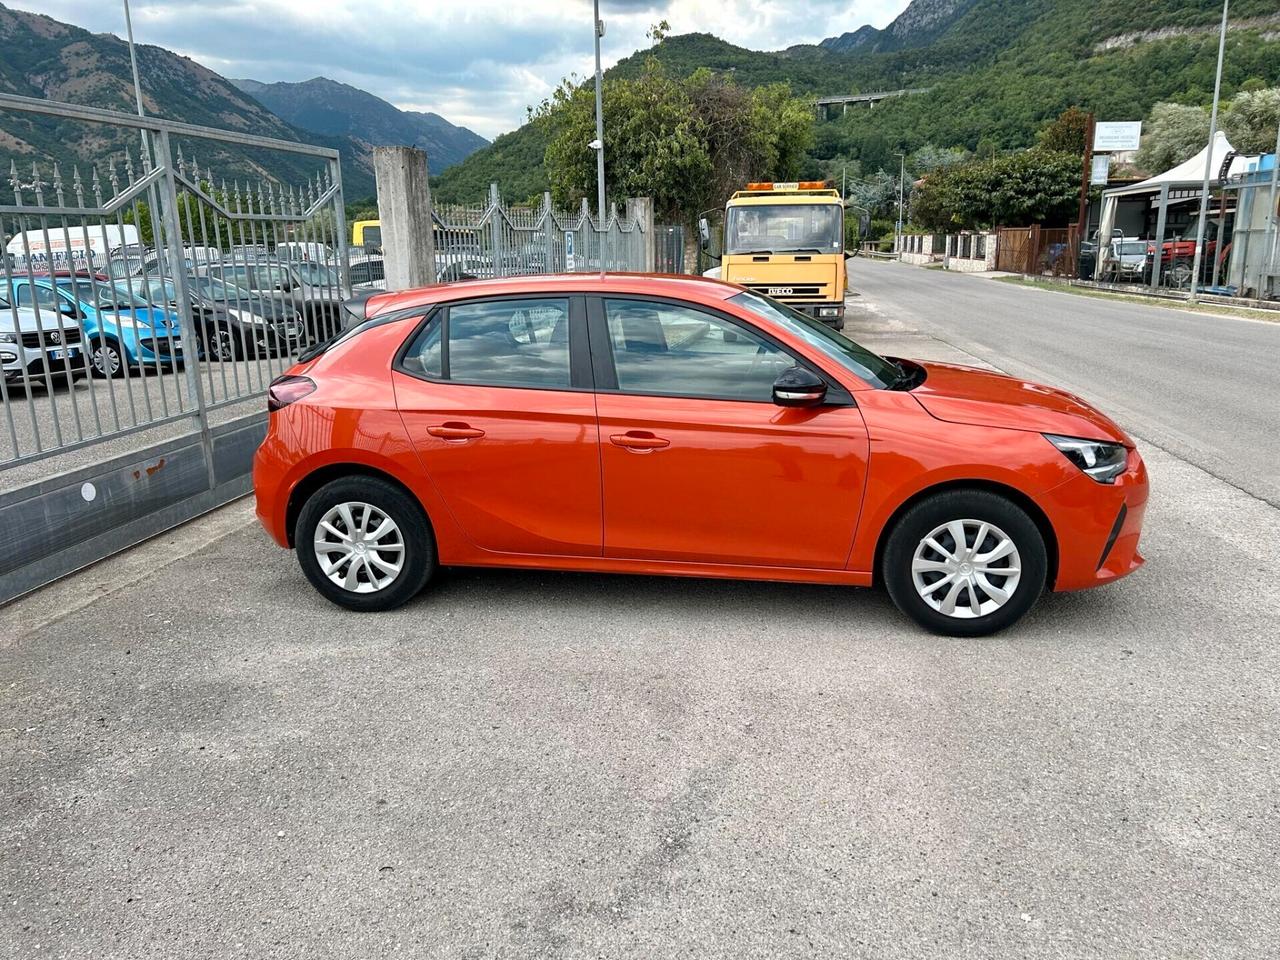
left=6, top=224, right=140, bottom=272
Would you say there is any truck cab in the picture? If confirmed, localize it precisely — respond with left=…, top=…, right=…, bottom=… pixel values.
left=705, top=182, right=850, bottom=328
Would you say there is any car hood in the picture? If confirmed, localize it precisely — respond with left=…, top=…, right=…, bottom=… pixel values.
left=906, top=360, right=1132, bottom=445
left=0, top=306, right=80, bottom=333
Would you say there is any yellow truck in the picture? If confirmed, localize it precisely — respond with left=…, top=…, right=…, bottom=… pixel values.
left=699, top=181, right=861, bottom=329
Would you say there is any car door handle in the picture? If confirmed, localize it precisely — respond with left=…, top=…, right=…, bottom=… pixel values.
left=427, top=422, right=485, bottom=441
left=610, top=431, right=670, bottom=452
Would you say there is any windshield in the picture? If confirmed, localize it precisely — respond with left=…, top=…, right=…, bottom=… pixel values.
left=1116, top=241, right=1147, bottom=255
left=294, top=262, right=340, bottom=287
left=193, top=274, right=254, bottom=301
left=725, top=203, right=843, bottom=255
left=730, top=291, right=900, bottom=388
left=58, top=279, right=148, bottom=309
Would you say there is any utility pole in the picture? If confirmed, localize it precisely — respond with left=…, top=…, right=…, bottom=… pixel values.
left=1189, top=0, right=1230, bottom=304
left=592, top=0, right=606, bottom=223
left=1076, top=112, right=1096, bottom=247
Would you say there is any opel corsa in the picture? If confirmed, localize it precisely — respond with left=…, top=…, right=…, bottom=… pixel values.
left=253, top=274, right=1148, bottom=636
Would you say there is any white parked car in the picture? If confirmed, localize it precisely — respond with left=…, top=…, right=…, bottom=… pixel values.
left=1, top=302, right=87, bottom=388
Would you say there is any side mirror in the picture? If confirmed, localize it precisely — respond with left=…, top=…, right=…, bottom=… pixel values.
left=773, top=366, right=827, bottom=407
left=859, top=212, right=871, bottom=239
left=698, top=217, right=711, bottom=250
left=58, top=302, right=80, bottom=318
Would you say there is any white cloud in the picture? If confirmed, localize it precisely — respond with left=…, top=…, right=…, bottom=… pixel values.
left=31, top=0, right=910, bottom=138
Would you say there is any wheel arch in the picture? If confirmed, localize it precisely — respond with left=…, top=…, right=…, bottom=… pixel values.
left=284, top=461, right=434, bottom=550
left=871, top=478, right=1060, bottom=590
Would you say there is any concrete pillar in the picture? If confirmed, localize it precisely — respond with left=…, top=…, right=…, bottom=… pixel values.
left=374, top=146, right=435, bottom=289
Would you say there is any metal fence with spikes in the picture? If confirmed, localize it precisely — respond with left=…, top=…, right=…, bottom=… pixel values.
left=0, top=93, right=349, bottom=602
left=354, top=185, right=651, bottom=286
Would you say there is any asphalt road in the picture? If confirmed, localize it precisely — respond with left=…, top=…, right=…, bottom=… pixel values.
left=4, top=293, right=1279, bottom=957
left=847, top=259, right=1280, bottom=507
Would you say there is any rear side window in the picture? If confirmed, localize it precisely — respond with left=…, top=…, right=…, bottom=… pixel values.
left=402, top=297, right=571, bottom=389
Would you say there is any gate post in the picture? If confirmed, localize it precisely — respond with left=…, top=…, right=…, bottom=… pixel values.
left=489, top=182, right=505, bottom=278
left=329, top=156, right=351, bottom=296
left=374, top=146, right=435, bottom=288
left=543, top=192, right=556, bottom=273
left=1150, top=182, right=1170, bottom=292
left=153, top=128, right=215, bottom=490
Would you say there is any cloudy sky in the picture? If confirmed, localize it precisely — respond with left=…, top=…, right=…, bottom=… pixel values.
left=35, top=0, right=911, bottom=139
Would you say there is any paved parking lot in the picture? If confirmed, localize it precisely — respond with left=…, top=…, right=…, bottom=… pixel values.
left=4, top=292, right=1279, bottom=958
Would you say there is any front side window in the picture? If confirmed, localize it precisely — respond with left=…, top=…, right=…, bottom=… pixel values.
left=730, top=291, right=900, bottom=389
left=402, top=297, right=571, bottom=389
left=603, top=298, right=795, bottom=401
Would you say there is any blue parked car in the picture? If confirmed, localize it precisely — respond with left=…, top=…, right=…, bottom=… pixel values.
left=5, top=275, right=184, bottom=378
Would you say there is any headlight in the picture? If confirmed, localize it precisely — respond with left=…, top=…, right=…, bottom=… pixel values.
left=0, top=332, right=16, bottom=344
left=817, top=306, right=841, bottom=318
left=1044, top=434, right=1128, bottom=483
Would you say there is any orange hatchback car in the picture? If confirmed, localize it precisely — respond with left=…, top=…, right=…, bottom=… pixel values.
left=253, top=274, right=1148, bottom=636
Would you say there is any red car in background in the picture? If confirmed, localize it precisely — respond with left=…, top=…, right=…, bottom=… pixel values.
left=253, top=273, right=1148, bottom=636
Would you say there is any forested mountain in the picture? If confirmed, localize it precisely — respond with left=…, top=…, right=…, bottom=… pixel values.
left=0, top=4, right=376, bottom=197
left=436, top=0, right=1280, bottom=204
left=231, top=77, right=487, bottom=170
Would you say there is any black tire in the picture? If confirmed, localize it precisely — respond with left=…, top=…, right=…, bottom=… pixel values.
left=89, top=336, right=125, bottom=379
left=882, top=489, right=1048, bottom=638
left=294, top=476, right=435, bottom=612
left=206, top=323, right=241, bottom=362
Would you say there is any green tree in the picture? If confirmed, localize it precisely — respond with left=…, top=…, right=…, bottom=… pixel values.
left=1135, top=101, right=1209, bottom=172
left=539, top=59, right=813, bottom=222
left=1222, top=87, right=1280, bottom=154
left=911, top=149, right=1079, bottom=230
left=1035, top=107, right=1091, bottom=155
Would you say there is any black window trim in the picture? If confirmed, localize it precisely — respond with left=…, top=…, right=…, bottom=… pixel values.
left=585, top=293, right=854, bottom=406
left=392, top=292, right=594, bottom=394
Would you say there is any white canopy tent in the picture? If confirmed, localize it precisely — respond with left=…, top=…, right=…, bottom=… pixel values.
left=1095, top=131, right=1248, bottom=284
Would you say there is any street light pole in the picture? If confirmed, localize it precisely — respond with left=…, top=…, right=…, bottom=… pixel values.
left=592, top=0, right=606, bottom=223
left=1189, top=0, right=1230, bottom=304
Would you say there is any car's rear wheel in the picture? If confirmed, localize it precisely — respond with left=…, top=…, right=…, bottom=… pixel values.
left=882, top=489, right=1048, bottom=637
left=295, top=476, right=434, bottom=611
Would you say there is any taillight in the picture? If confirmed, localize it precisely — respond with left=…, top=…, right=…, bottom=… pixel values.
left=267, top=375, right=316, bottom=411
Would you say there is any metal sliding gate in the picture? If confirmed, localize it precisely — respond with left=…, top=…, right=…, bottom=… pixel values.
left=426, top=188, right=648, bottom=282
left=0, top=93, right=350, bottom=603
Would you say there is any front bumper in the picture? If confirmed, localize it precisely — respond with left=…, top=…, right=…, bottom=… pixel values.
left=790, top=301, right=845, bottom=327
left=4, top=344, right=87, bottom=382
left=1042, top=447, right=1149, bottom=592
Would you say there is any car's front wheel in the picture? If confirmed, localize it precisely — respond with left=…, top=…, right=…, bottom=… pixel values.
left=882, top=489, right=1048, bottom=637
left=89, top=337, right=125, bottom=379
left=294, top=476, right=435, bottom=611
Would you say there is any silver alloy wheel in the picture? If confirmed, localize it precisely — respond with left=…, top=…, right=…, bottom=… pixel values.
left=911, top=518, right=1022, bottom=620
left=92, top=340, right=121, bottom=377
left=313, top=501, right=406, bottom=594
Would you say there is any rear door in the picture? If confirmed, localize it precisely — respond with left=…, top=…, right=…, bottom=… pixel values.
left=393, top=294, right=602, bottom=557
left=590, top=294, right=868, bottom=569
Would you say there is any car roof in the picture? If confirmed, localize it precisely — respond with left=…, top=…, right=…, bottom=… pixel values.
left=366, top=272, right=740, bottom=317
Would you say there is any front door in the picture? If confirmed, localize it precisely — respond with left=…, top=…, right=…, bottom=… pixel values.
left=394, top=294, right=601, bottom=557
left=590, top=295, right=868, bottom=569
